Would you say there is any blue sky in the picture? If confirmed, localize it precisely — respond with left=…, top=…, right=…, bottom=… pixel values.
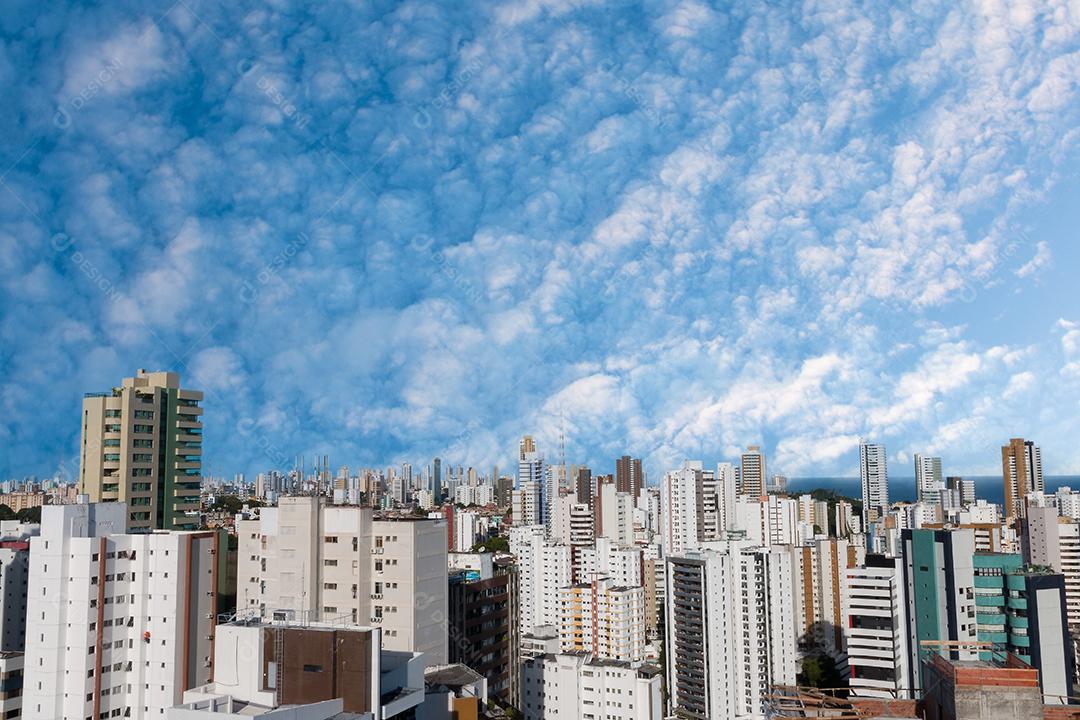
left=2, top=0, right=1079, bottom=483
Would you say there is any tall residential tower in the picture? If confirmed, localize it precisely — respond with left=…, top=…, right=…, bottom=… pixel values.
left=1002, top=437, right=1043, bottom=519
left=859, top=441, right=889, bottom=528
left=78, top=369, right=202, bottom=531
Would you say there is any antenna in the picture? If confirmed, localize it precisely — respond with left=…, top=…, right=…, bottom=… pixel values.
left=559, top=408, right=567, bottom=494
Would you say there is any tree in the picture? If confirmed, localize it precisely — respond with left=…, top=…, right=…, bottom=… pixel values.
left=210, top=495, right=262, bottom=514
left=17, top=506, right=41, bottom=524
left=798, top=654, right=845, bottom=691
left=0, top=504, right=15, bottom=522
left=471, top=536, right=509, bottom=553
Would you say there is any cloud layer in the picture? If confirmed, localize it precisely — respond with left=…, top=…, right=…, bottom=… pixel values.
left=2, top=0, right=1080, bottom=482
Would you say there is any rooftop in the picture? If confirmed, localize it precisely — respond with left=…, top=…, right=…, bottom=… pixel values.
left=425, top=663, right=485, bottom=689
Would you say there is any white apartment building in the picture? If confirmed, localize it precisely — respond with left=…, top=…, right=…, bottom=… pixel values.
left=859, top=442, right=889, bottom=527
left=559, top=577, right=645, bottom=663
left=548, top=496, right=593, bottom=549
left=512, top=481, right=544, bottom=527
left=509, top=525, right=572, bottom=636
left=666, top=541, right=796, bottom=720
left=24, top=502, right=220, bottom=720
left=1055, top=487, right=1080, bottom=520
left=734, top=495, right=798, bottom=547
left=794, top=538, right=863, bottom=661
left=1025, top=505, right=1080, bottom=627
left=596, top=482, right=635, bottom=545
left=843, top=559, right=910, bottom=699
left=661, top=461, right=728, bottom=556
left=236, top=496, right=449, bottom=664
left=574, top=537, right=642, bottom=587
left=835, top=501, right=858, bottom=537
left=520, top=653, right=662, bottom=720
left=914, top=454, right=944, bottom=505
left=450, top=509, right=479, bottom=552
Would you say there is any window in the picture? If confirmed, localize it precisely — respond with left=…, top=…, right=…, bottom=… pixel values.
left=324, top=559, right=338, bottom=567
left=324, top=536, right=338, bottom=544
left=303, top=664, right=323, bottom=673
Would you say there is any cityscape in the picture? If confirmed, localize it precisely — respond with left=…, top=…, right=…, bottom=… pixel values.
left=0, top=368, right=1077, bottom=720
left=3, top=1, right=1080, bottom=720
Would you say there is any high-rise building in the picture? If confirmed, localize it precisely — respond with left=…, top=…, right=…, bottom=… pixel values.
left=1002, top=437, right=1044, bottom=519
left=900, top=528, right=978, bottom=690
left=521, top=653, right=662, bottom=720
left=236, top=496, right=449, bottom=665
left=946, top=476, right=976, bottom=507
left=24, top=502, right=225, bottom=719
left=665, top=541, right=796, bottom=720
left=595, top=482, right=634, bottom=545
left=859, top=441, right=889, bottom=528
left=734, top=494, right=799, bottom=547
left=794, top=538, right=863, bottom=660
left=574, top=537, right=642, bottom=588
left=1024, top=504, right=1080, bottom=628
left=615, top=455, right=643, bottom=499
left=448, top=554, right=519, bottom=706
left=971, top=553, right=1075, bottom=704
left=739, top=445, right=766, bottom=497
left=575, top=466, right=593, bottom=507
left=716, top=462, right=738, bottom=533
left=660, top=461, right=730, bottom=556
left=914, top=454, right=944, bottom=505
left=518, top=439, right=548, bottom=529
left=78, top=369, right=203, bottom=531
left=0, top=522, right=36, bottom=652
left=558, top=576, right=645, bottom=663
left=432, top=457, right=442, bottom=503
left=495, top=475, right=514, bottom=508
left=509, top=525, right=573, bottom=636
left=843, top=555, right=911, bottom=699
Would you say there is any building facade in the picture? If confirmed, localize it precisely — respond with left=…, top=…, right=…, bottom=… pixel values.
left=447, top=557, right=519, bottom=706
left=23, top=503, right=224, bottom=720
left=859, top=442, right=889, bottom=528
left=1002, top=437, right=1043, bottom=520
left=521, top=653, right=661, bottom=720
left=236, top=496, right=449, bottom=665
left=78, top=369, right=203, bottom=531
left=665, top=542, right=796, bottom=720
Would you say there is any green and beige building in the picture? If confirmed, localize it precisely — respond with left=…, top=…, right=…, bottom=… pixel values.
left=77, top=369, right=202, bottom=531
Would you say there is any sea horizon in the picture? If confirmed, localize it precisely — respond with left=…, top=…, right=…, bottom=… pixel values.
left=787, top=475, right=1080, bottom=506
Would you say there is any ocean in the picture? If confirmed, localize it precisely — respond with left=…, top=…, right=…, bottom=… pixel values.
left=786, top=476, right=1080, bottom=506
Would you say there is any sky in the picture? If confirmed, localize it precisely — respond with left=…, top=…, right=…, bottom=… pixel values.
left=1, top=0, right=1079, bottom=484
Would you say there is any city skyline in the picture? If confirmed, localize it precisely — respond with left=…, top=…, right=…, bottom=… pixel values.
left=3, top=1, right=1080, bottom=482
left=5, top=375, right=1080, bottom=487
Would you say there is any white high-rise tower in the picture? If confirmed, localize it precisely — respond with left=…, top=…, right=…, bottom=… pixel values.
left=859, top=441, right=889, bottom=527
